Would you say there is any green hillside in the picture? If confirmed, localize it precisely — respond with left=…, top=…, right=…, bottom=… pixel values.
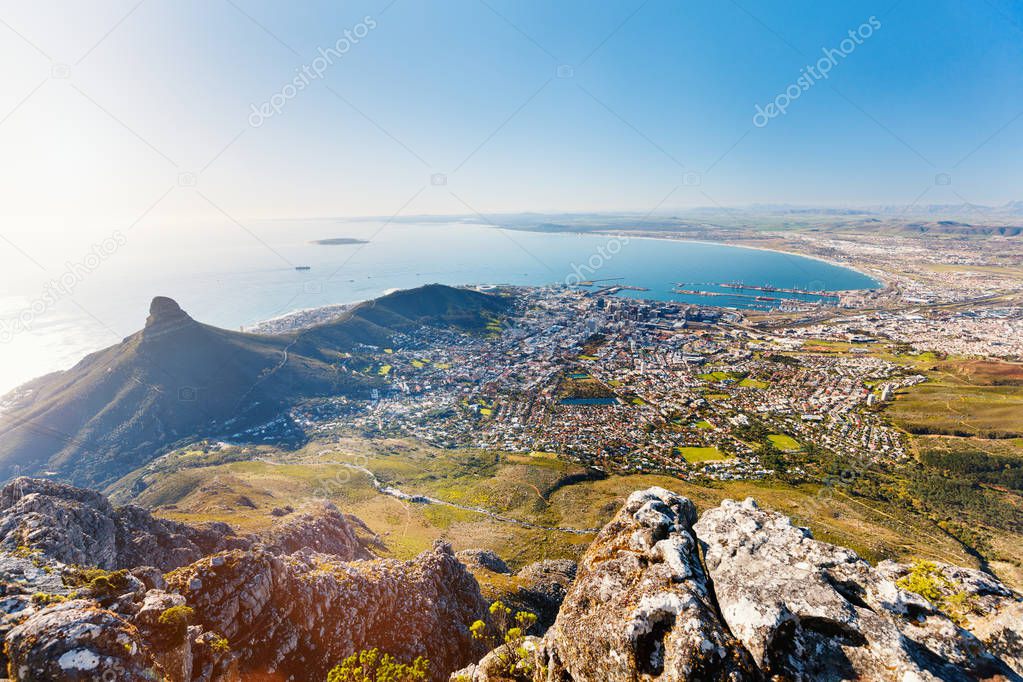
left=0, top=285, right=509, bottom=487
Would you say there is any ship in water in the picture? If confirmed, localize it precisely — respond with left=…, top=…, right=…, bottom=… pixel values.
left=295, top=266, right=311, bottom=271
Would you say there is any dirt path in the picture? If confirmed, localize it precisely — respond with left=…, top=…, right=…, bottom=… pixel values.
left=338, top=462, right=599, bottom=535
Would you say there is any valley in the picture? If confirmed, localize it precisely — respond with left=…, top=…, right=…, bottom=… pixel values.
left=104, top=431, right=1018, bottom=585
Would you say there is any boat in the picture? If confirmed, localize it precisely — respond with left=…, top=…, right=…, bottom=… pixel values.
left=295, top=266, right=311, bottom=271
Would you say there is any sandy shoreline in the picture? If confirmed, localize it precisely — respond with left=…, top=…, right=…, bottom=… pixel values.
left=588, top=231, right=885, bottom=288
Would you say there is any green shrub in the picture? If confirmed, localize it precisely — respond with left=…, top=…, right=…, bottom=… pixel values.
left=63, top=568, right=132, bottom=601
left=156, top=605, right=195, bottom=646
left=326, top=648, right=429, bottom=682
left=468, top=601, right=538, bottom=681
left=209, top=634, right=231, bottom=654
left=30, top=592, right=67, bottom=606
left=896, top=560, right=977, bottom=626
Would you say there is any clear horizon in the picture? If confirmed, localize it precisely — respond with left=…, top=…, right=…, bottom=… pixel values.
left=1, top=0, right=1021, bottom=239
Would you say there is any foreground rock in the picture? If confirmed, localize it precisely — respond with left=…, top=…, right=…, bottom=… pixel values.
left=694, top=498, right=1019, bottom=681
left=167, top=541, right=490, bottom=681
left=0, top=555, right=239, bottom=681
left=539, top=487, right=757, bottom=681
left=7, top=600, right=163, bottom=680
left=491, top=489, right=1023, bottom=682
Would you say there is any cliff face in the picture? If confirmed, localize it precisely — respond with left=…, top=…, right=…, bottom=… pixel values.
left=165, top=543, right=490, bottom=680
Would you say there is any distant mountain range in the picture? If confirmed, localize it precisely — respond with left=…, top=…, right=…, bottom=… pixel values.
left=0, top=284, right=509, bottom=487
left=356, top=205, right=1023, bottom=241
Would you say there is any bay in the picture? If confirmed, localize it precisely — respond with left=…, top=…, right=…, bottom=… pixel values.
left=0, top=220, right=877, bottom=394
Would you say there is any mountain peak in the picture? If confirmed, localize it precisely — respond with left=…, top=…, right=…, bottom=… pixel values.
left=145, top=296, right=193, bottom=330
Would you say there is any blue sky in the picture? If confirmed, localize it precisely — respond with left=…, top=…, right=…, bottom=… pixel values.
left=0, top=0, right=1022, bottom=225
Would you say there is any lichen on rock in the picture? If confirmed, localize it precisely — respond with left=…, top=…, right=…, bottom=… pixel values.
left=538, top=487, right=758, bottom=681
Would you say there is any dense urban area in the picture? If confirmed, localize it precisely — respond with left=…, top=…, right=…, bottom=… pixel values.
left=239, top=231, right=1023, bottom=486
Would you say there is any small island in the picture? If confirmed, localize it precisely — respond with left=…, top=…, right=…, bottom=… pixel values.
left=310, top=237, right=369, bottom=245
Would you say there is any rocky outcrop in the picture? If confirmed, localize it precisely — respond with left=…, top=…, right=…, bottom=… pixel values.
left=0, top=549, right=238, bottom=681
left=0, top=479, right=378, bottom=573
left=166, top=541, right=490, bottom=681
left=539, top=487, right=758, bottom=681
left=2, top=540, right=488, bottom=681
left=6, top=599, right=163, bottom=680
left=512, top=560, right=577, bottom=633
left=694, top=497, right=1020, bottom=681
left=260, top=501, right=372, bottom=560
left=877, top=559, right=1023, bottom=677
left=519, top=490, right=1023, bottom=682
left=457, top=549, right=511, bottom=575
left=3, top=590, right=239, bottom=682
left=0, top=478, right=249, bottom=571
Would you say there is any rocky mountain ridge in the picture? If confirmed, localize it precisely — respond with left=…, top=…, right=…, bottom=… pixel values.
left=0, top=479, right=1020, bottom=681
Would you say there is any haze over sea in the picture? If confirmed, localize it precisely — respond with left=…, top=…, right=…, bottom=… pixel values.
left=0, top=219, right=876, bottom=395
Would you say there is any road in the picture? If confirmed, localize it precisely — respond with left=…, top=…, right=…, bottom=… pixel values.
left=337, top=462, right=600, bottom=535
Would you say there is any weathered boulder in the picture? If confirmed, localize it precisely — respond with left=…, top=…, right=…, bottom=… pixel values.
left=457, top=549, right=512, bottom=574
left=539, top=487, right=758, bottom=681
left=166, top=540, right=491, bottom=681
left=694, top=497, right=1019, bottom=682
left=0, top=478, right=249, bottom=571
left=6, top=599, right=163, bottom=681
left=877, top=559, right=1023, bottom=677
left=260, top=501, right=372, bottom=560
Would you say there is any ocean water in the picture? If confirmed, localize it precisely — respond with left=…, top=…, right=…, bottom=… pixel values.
left=0, top=219, right=877, bottom=394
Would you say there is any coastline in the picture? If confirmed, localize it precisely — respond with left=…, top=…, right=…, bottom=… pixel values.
left=565, top=229, right=887, bottom=290
left=245, top=230, right=882, bottom=334
left=0, top=227, right=889, bottom=393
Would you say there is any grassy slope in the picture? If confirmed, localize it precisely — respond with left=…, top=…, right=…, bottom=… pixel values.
left=110, top=435, right=1016, bottom=585
left=888, top=358, right=1023, bottom=441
